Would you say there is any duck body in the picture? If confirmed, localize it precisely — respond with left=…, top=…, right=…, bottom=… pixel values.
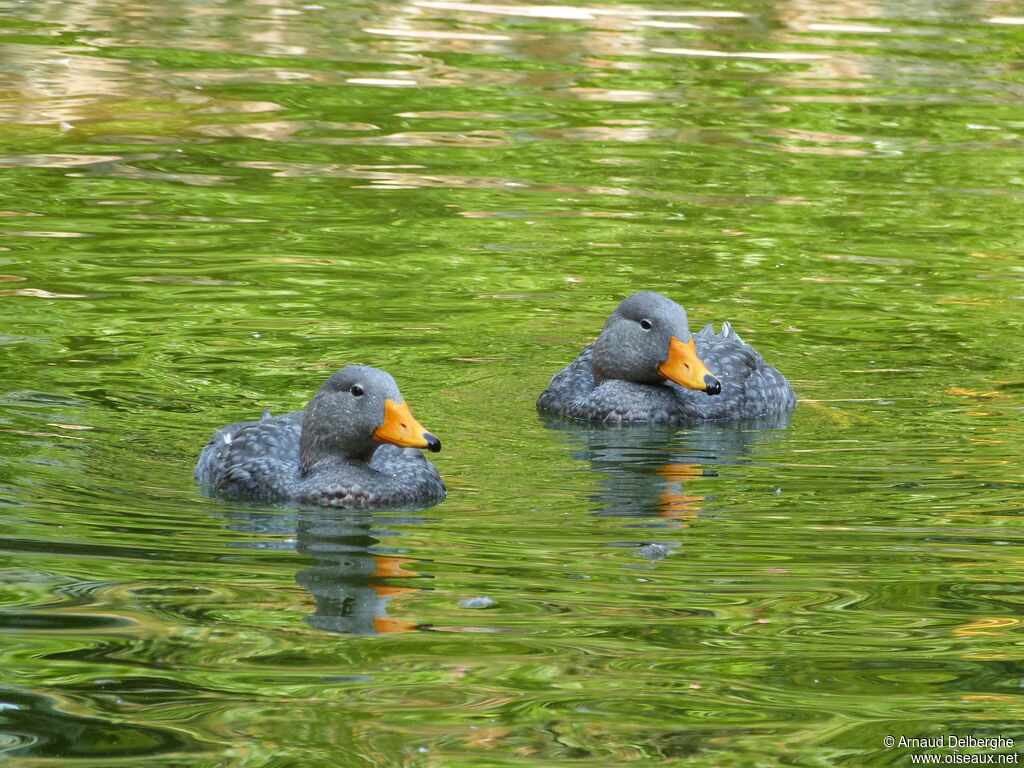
left=196, top=366, right=445, bottom=509
left=538, top=292, right=796, bottom=425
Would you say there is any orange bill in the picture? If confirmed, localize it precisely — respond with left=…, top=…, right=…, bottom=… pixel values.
left=656, top=336, right=722, bottom=394
left=373, top=398, right=442, bottom=452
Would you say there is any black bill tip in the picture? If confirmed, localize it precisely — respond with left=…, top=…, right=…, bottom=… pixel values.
left=704, top=375, right=722, bottom=395
left=424, top=433, right=442, bottom=453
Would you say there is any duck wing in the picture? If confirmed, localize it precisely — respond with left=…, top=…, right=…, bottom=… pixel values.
left=195, top=410, right=304, bottom=499
left=690, top=323, right=796, bottom=420
left=537, top=345, right=597, bottom=414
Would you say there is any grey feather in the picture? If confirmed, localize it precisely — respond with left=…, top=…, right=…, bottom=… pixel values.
left=196, top=366, right=445, bottom=509
left=538, top=292, right=796, bottom=425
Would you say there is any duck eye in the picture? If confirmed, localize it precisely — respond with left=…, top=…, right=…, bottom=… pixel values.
left=639, top=319, right=653, bottom=331
left=349, top=385, right=364, bottom=397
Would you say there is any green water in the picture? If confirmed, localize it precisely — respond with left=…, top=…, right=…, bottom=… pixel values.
left=2, top=0, right=1024, bottom=765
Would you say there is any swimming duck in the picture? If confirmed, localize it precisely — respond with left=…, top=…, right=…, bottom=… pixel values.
left=196, top=366, right=445, bottom=509
left=537, top=291, right=796, bottom=424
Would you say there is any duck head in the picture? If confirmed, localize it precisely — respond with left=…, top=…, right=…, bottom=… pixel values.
left=591, top=291, right=722, bottom=395
left=300, top=365, right=441, bottom=471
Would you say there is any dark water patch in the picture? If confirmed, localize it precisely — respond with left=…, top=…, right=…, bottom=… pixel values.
left=0, top=611, right=133, bottom=632
left=0, top=688, right=212, bottom=760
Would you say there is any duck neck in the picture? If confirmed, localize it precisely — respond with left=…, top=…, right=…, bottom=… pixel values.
left=299, top=431, right=378, bottom=475
left=591, top=337, right=660, bottom=386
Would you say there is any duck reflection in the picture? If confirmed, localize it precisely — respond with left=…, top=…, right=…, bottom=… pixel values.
left=224, top=508, right=429, bottom=636
left=541, top=414, right=792, bottom=535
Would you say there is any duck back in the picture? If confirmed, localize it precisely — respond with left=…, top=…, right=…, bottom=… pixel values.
left=196, top=409, right=445, bottom=509
left=538, top=322, right=795, bottom=424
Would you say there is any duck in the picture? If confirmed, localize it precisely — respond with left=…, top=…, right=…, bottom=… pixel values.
left=537, top=291, right=796, bottom=424
left=196, top=365, right=445, bottom=509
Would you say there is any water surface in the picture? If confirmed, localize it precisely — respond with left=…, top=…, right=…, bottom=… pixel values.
left=2, top=0, right=1024, bottom=765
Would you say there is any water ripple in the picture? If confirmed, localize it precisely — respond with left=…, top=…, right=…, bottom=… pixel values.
left=2, top=0, right=1024, bottom=764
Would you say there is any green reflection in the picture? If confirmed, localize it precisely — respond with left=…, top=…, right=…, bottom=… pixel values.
left=2, top=0, right=1024, bottom=765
